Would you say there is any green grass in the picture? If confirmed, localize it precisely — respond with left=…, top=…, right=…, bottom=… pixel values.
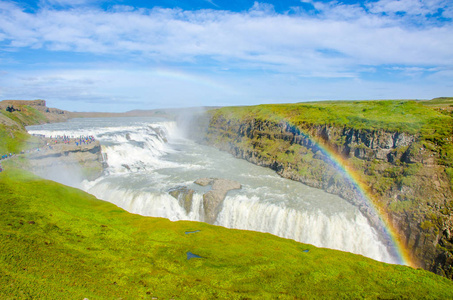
left=0, top=106, right=48, bottom=127
left=212, top=99, right=451, bottom=135
left=1, top=168, right=453, bottom=299
left=203, top=98, right=453, bottom=276
left=0, top=106, right=48, bottom=154
left=1, top=99, right=453, bottom=297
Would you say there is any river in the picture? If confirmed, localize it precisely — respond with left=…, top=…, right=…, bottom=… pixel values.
left=27, top=117, right=398, bottom=264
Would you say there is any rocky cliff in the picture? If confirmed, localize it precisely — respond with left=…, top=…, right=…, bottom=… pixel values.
left=190, top=100, right=453, bottom=278
left=0, top=99, right=103, bottom=181
left=26, top=138, right=105, bottom=182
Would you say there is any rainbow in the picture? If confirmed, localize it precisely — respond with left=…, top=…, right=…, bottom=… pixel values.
left=283, top=121, right=416, bottom=267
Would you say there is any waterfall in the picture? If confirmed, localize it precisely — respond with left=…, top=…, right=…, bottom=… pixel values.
left=27, top=117, right=399, bottom=265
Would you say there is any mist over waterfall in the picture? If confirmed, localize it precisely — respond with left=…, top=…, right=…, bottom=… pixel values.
left=27, top=117, right=398, bottom=264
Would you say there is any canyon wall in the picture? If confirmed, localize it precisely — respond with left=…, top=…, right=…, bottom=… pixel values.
left=191, top=108, right=453, bottom=278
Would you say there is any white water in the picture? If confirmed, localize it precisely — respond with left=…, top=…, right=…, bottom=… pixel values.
left=27, top=117, right=398, bottom=264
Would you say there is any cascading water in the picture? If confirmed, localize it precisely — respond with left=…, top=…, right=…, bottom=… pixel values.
left=27, top=117, right=398, bottom=264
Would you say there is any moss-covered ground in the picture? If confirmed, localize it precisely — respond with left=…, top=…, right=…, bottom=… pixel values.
left=1, top=168, right=453, bottom=299
left=0, top=106, right=47, bottom=154
left=213, top=98, right=452, bottom=134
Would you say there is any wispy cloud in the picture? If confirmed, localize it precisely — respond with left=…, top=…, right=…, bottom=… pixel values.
left=1, top=1, right=451, bottom=73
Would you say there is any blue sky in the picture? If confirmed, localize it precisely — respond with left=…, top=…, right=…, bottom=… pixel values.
left=0, top=0, right=452, bottom=112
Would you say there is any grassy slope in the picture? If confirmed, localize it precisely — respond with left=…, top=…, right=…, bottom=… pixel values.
left=1, top=169, right=453, bottom=299
left=1, top=100, right=453, bottom=298
left=0, top=106, right=48, bottom=154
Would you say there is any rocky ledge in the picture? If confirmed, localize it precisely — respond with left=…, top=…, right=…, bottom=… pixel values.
left=26, top=137, right=106, bottom=181
left=169, top=178, right=242, bottom=223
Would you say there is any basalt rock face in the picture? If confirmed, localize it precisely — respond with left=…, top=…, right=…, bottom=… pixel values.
left=191, top=113, right=453, bottom=279
left=27, top=140, right=105, bottom=181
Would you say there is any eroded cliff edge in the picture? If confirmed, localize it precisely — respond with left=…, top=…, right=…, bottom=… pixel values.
left=189, top=100, right=453, bottom=278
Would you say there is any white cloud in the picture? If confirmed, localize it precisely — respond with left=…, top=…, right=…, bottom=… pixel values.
left=203, top=0, right=219, bottom=8
left=0, top=67, right=244, bottom=111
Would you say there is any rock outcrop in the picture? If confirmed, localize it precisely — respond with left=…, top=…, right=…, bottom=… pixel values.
left=169, top=186, right=194, bottom=214
left=27, top=139, right=105, bottom=181
left=190, top=110, right=453, bottom=279
left=168, top=178, right=242, bottom=223
left=195, top=178, right=242, bottom=224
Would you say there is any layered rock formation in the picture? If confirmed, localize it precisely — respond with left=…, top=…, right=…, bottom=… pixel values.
left=0, top=99, right=103, bottom=181
left=190, top=109, right=453, bottom=278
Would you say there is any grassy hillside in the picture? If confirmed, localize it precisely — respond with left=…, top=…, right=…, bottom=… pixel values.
left=0, top=106, right=48, bottom=154
left=1, top=168, right=453, bottom=299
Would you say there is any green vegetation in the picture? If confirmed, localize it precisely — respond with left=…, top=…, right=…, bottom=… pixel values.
left=0, top=106, right=47, bottom=154
left=0, top=123, right=30, bottom=154
left=213, top=100, right=451, bottom=134
left=2, top=169, right=453, bottom=299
